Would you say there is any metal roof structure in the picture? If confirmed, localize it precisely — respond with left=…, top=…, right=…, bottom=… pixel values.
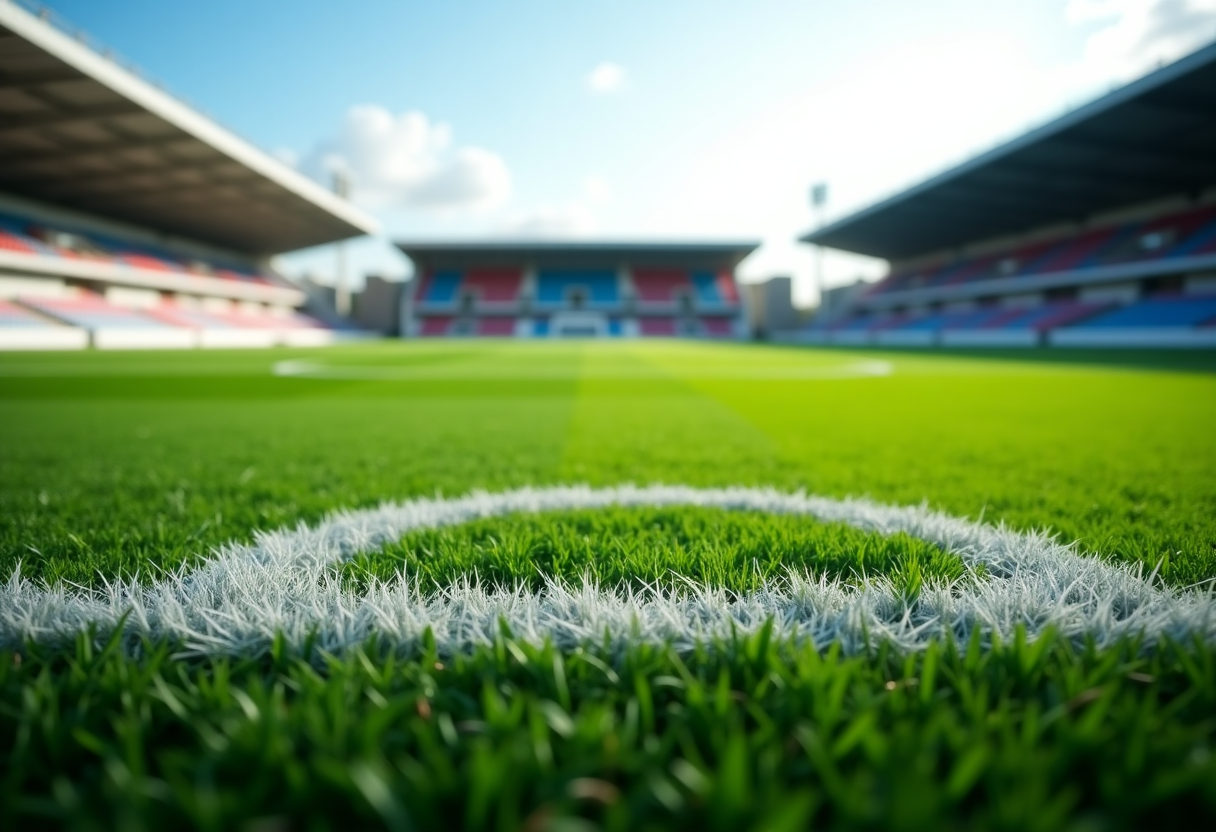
left=0, top=0, right=377, bottom=255
left=396, top=241, right=761, bottom=271
left=800, top=41, right=1216, bottom=261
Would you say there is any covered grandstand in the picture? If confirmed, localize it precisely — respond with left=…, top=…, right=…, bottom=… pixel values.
left=0, top=0, right=376, bottom=349
left=799, top=41, right=1216, bottom=348
left=398, top=241, right=756, bottom=338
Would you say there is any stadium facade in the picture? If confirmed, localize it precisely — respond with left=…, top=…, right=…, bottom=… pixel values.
left=0, top=0, right=375, bottom=350
left=397, top=241, right=755, bottom=338
left=800, top=42, right=1216, bottom=348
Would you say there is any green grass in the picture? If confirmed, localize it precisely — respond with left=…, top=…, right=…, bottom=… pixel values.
left=340, top=507, right=971, bottom=596
left=2, top=342, right=1214, bottom=587
left=4, top=630, right=1214, bottom=831
left=2, top=340, right=1216, bottom=829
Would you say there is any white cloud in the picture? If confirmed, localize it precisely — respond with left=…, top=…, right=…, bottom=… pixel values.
left=583, top=175, right=611, bottom=203
left=1067, top=0, right=1216, bottom=81
left=497, top=203, right=595, bottom=238
left=643, top=0, right=1216, bottom=306
left=586, top=62, right=626, bottom=93
left=303, top=106, right=510, bottom=212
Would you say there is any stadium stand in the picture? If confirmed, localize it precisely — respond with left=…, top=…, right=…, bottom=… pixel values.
left=1050, top=295, right=1216, bottom=347
left=397, top=242, right=755, bottom=338
left=419, top=317, right=454, bottom=336
left=799, top=41, right=1216, bottom=348
left=464, top=269, right=524, bottom=305
left=536, top=270, right=620, bottom=307
left=633, top=269, right=694, bottom=305
left=639, top=318, right=677, bottom=336
left=0, top=1, right=377, bottom=349
left=19, top=294, right=196, bottom=349
left=0, top=298, right=88, bottom=350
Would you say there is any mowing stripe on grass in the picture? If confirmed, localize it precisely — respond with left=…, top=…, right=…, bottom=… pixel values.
left=271, top=359, right=895, bottom=380
left=2, top=484, right=1214, bottom=657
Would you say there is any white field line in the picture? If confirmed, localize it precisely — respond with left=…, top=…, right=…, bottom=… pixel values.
left=3, top=485, right=1214, bottom=657
left=270, top=359, right=894, bottom=380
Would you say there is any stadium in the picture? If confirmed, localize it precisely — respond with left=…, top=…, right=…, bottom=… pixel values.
left=1, top=2, right=1215, bottom=830
left=800, top=42, right=1216, bottom=348
left=400, top=241, right=751, bottom=338
left=0, top=0, right=376, bottom=350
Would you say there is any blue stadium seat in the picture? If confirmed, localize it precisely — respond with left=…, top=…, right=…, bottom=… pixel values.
left=423, top=270, right=463, bottom=303
left=536, top=270, right=619, bottom=306
left=690, top=272, right=723, bottom=304
left=1071, top=296, right=1216, bottom=328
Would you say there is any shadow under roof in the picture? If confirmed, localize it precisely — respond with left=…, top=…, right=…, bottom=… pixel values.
left=396, top=241, right=761, bottom=271
left=0, top=1, right=377, bottom=255
left=800, top=41, right=1216, bottom=261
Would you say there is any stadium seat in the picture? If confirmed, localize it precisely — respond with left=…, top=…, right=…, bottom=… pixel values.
left=536, top=270, right=619, bottom=306
left=1066, top=295, right=1216, bottom=328
left=633, top=269, right=693, bottom=304
left=419, top=316, right=453, bottom=336
left=476, top=318, right=516, bottom=336
left=0, top=299, right=59, bottom=327
left=691, top=271, right=740, bottom=305
left=864, top=205, right=1216, bottom=304
left=985, top=302, right=1109, bottom=331
left=892, top=308, right=1006, bottom=331
left=20, top=294, right=181, bottom=330
left=417, top=271, right=463, bottom=305
left=0, top=229, right=39, bottom=254
left=639, top=317, right=676, bottom=336
left=700, top=317, right=734, bottom=336
left=463, top=268, right=522, bottom=304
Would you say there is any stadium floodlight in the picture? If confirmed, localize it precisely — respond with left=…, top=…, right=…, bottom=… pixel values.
left=333, top=170, right=351, bottom=317
left=810, top=182, right=828, bottom=209
left=810, top=182, right=828, bottom=305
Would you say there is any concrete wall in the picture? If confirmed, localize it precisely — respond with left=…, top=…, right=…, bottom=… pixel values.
left=745, top=276, right=799, bottom=337
left=354, top=275, right=404, bottom=335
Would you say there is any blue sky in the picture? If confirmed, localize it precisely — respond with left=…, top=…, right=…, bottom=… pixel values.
left=44, top=0, right=1216, bottom=303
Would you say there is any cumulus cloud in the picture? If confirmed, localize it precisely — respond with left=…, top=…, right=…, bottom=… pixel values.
left=497, top=203, right=595, bottom=238
left=302, top=106, right=510, bottom=212
left=586, top=62, right=626, bottom=93
left=1068, top=0, right=1216, bottom=80
left=583, top=175, right=611, bottom=203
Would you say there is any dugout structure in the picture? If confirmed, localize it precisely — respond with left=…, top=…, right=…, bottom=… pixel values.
left=398, top=241, right=757, bottom=338
left=0, top=0, right=376, bottom=350
left=800, top=41, right=1216, bottom=348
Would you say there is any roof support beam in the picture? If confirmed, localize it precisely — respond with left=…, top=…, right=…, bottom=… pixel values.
left=8, top=163, right=253, bottom=198
left=0, top=69, right=91, bottom=89
left=0, top=135, right=201, bottom=165
left=0, top=103, right=147, bottom=136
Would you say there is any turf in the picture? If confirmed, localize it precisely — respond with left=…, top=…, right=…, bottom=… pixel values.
left=339, top=506, right=971, bottom=596
left=2, top=340, right=1215, bottom=829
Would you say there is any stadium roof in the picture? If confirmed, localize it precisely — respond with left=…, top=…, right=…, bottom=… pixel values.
left=0, top=0, right=377, bottom=255
left=396, top=241, right=761, bottom=271
left=800, top=41, right=1216, bottom=261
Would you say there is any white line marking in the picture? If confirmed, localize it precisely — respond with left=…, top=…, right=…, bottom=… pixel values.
left=3, top=485, right=1213, bottom=656
left=270, top=359, right=894, bottom=380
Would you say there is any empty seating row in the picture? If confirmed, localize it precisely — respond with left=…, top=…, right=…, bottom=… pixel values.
left=0, top=299, right=90, bottom=350
left=804, top=294, right=1216, bottom=347
left=415, top=267, right=742, bottom=308
left=874, top=204, right=1216, bottom=296
left=0, top=293, right=336, bottom=350
left=535, top=270, right=619, bottom=306
left=0, top=211, right=269, bottom=284
left=415, top=316, right=737, bottom=338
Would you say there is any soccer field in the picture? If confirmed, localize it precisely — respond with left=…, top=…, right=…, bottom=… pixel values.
left=3, top=341, right=1215, bottom=829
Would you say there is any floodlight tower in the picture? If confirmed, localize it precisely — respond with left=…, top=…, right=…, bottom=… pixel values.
left=810, top=182, right=828, bottom=306
left=333, top=170, right=351, bottom=317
